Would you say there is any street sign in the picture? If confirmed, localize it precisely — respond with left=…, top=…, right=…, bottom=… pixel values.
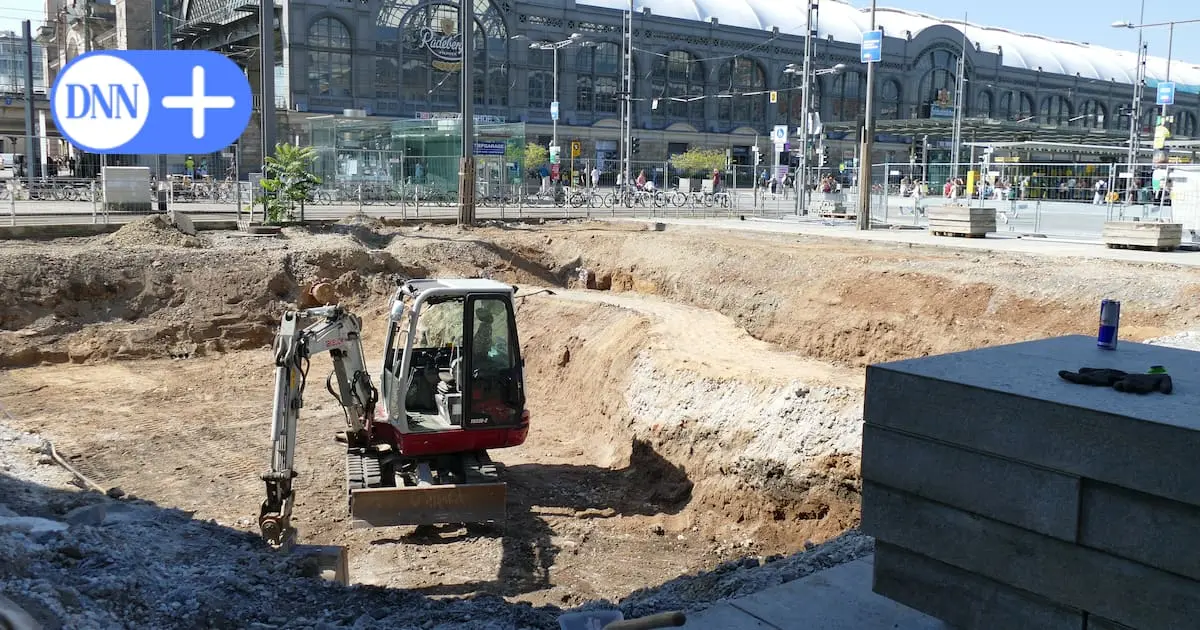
left=1157, top=82, right=1176, bottom=106
left=861, top=30, right=883, bottom=64
left=550, top=100, right=559, bottom=120
left=570, top=140, right=581, bottom=157
left=549, top=145, right=561, bottom=164
left=769, top=90, right=778, bottom=104
left=473, top=141, right=506, bottom=155
left=772, top=124, right=788, bottom=144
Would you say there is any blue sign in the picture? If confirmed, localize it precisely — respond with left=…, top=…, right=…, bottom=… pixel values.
left=861, top=30, right=883, bottom=63
left=1157, top=82, right=1176, bottom=106
left=3, top=96, right=11, bottom=105
left=51, top=50, right=252, bottom=155
left=550, top=100, right=559, bottom=121
left=474, top=141, right=506, bottom=155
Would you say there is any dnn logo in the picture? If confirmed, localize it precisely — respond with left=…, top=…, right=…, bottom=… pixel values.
left=51, top=50, right=252, bottom=154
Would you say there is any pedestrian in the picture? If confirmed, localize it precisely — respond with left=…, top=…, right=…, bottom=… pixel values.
left=591, top=165, right=600, bottom=189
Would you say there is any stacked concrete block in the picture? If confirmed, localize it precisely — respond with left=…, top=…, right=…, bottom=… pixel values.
left=1102, top=221, right=1183, bottom=251
left=861, top=335, right=1200, bottom=630
left=927, top=205, right=996, bottom=236
left=808, top=192, right=852, bottom=217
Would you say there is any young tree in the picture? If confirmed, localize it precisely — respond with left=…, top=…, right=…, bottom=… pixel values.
left=669, top=148, right=727, bottom=177
left=258, top=143, right=321, bottom=224
left=524, top=143, right=549, bottom=172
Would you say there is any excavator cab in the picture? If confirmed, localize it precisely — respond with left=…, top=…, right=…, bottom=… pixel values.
left=382, top=279, right=527, bottom=441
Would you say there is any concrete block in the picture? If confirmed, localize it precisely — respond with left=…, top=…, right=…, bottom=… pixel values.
left=1085, top=616, right=1134, bottom=630
left=873, top=541, right=1085, bottom=629
left=926, top=206, right=998, bottom=221
left=729, top=557, right=948, bottom=629
left=861, top=425, right=1080, bottom=541
left=1080, top=479, right=1200, bottom=581
left=169, top=210, right=197, bottom=235
left=1103, top=221, right=1182, bottom=249
left=864, top=335, right=1200, bottom=507
left=291, top=544, right=349, bottom=586
left=862, top=481, right=1200, bottom=630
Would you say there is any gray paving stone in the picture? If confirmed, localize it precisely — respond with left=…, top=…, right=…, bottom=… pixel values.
left=729, top=557, right=948, bottom=630
left=862, top=481, right=1200, bottom=630
left=861, top=424, right=1081, bottom=541
left=873, top=541, right=1085, bottom=629
left=1079, top=479, right=1200, bottom=581
left=864, top=335, right=1200, bottom=507
left=1085, top=615, right=1135, bottom=630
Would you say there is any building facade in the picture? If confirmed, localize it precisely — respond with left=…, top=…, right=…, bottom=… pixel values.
left=0, top=30, right=48, bottom=147
left=159, top=0, right=1200, bottom=179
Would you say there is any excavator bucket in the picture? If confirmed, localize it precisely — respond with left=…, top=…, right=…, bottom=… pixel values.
left=348, top=483, right=507, bottom=528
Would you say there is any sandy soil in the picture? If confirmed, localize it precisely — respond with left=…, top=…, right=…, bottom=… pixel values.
left=2, top=216, right=1199, bottom=615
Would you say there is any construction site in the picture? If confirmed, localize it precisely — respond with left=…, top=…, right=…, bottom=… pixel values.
left=1, top=215, right=1199, bottom=629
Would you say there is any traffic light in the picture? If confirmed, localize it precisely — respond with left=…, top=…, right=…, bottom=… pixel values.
left=755, top=150, right=763, bottom=165
left=631, top=137, right=641, bottom=154
left=819, top=146, right=829, bottom=166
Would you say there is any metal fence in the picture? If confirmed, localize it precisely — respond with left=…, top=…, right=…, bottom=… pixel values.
left=3, top=151, right=1192, bottom=242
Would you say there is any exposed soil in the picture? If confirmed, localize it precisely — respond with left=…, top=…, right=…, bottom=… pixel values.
left=2, top=216, right=1199, bottom=626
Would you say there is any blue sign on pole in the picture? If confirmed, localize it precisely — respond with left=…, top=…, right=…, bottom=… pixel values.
left=1157, top=82, right=1176, bottom=106
left=550, top=101, right=559, bottom=121
left=473, top=141, right=506, bottom=155
left=860, top=30, right=883, bottom=63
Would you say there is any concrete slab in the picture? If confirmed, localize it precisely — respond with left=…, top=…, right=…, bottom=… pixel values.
left=864, top=335, right=1200, bottom=507
left=1079, top=479, right=1200, bottom=581
left=681, top=557, right=949, bottom=630
left=863, top=481, right=1200, bottom=630
left=861, top=425, right=1081, bottom=541
left=874, top=541, right=1085, bottom=629
left=680, top=602, right=776, bottom=629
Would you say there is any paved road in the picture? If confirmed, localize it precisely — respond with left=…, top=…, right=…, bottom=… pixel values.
left=0, top=194, right=1181, bottom=240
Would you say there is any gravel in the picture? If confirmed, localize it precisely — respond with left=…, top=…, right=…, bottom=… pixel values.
left=1146, top=329, right=1200, bottom=352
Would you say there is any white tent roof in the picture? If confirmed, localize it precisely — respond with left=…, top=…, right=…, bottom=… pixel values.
left=580, top=0, right=1200, bottom=92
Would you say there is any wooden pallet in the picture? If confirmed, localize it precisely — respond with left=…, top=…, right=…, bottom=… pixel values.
left=931, top=230, right=987, bottom=239
left=1105, top=242, right=1175, bottom=252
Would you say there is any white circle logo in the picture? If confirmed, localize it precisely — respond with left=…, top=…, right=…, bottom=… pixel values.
left=53, top=54, right=150, bottom=151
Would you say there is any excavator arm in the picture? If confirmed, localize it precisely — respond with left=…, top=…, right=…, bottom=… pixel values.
left=259, top=305, right=379, bottom=546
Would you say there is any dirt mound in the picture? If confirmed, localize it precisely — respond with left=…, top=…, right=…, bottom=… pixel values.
left=104, top=215, right=206, bottom=248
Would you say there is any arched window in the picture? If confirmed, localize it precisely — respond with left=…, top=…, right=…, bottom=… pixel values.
left=374, top=0, right=508, bottom=110
left=577, top=42, right=623, bottom=114
left=650, top=50, right=705, bottom=120
left=1040, top=95, right=1072, bottom=126
left=778, top=73, right=821, bottom=128
left=915, top=47, right=960, bottom=107
left=973, top=91, right=993, bottom=118
left=1179, top=111, right=1198, bottom=138
left=879, top=79, right=902, bottom=119
left=1079, top=99, right=1106, bottom=129
left=527, top=41, right=553, bottom=110
left=996, top=90, right=1035, bottom=121
left=830, top=71, right=865, bottom=121
left=717, top=57, right=766, bottom=124
left=308, top=17, right=352, bottom=97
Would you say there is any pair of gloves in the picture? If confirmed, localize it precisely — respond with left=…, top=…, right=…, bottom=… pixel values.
left=1059, top=367, right=1173, bottom=395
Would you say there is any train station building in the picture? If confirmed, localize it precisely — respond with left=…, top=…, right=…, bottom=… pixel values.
left=18, top=0, right=1200, bottom=184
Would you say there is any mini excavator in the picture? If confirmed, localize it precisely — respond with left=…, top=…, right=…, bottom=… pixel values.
left=258, top=278, right=529, bottom=545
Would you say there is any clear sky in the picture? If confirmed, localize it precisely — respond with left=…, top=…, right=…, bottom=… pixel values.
left=0, top=0, right=1196, bottom=65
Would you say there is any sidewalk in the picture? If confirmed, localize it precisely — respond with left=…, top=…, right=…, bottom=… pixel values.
left=680, top=555, right=947, bottom=629
left=608, top=216, right=1200, bottom=267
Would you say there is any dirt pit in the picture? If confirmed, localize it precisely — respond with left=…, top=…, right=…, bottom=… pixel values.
left=2, top=218, right=1200, bottom=626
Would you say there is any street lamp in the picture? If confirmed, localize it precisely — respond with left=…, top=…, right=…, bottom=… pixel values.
left=529, top=33, right=592, bottom=181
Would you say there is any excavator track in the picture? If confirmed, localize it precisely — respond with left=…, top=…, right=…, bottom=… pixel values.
left=346, top=449, right=390, bottom=493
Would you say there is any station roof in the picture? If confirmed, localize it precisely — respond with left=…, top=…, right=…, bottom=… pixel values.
left=820, top=117, right=1138, bottom=145
left=581, top=0, right=1200, bottom=92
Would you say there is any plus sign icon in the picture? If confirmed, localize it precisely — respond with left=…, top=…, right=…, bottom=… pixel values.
left=51, top=50, right=252, bottom=154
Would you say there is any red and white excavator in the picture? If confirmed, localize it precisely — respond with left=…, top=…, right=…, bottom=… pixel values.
left=258, top=278, right=530, bottom=545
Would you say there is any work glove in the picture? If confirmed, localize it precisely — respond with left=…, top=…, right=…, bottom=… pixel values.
left=1112, top=372, right=1173, bottom=395
left=1058, top=367, right=1128, bottom=387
